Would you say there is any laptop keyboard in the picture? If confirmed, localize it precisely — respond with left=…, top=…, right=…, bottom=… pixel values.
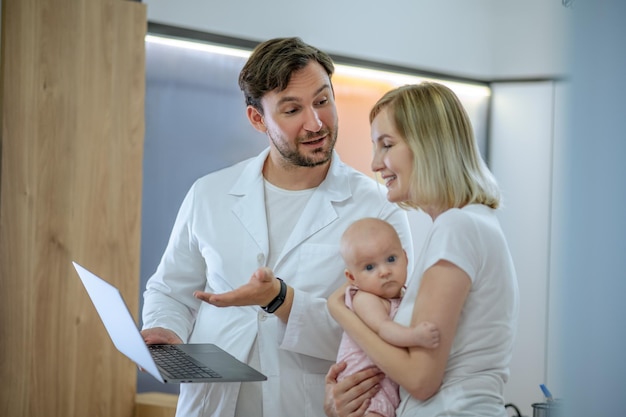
left=149, top=345, right=222, bottom=379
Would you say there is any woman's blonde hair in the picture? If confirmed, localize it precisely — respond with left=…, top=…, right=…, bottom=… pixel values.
left=370, top=82, right=500, bottom=211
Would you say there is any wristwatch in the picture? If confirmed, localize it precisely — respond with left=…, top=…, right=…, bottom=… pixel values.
left=261, top=277, right=287, bottom=314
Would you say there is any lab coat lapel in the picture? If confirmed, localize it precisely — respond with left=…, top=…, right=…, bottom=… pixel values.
left=280, top=190, right=337, bottom=257
left=230, top=150, right=269, bottom=259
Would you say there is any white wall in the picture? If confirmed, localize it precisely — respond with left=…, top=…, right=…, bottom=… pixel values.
left=491, top=1, right=571, bottom=79
left=546, top=81, right=569, bottom=403
left=143, top=0, right=571, bottom=80
left=490, top=81, right=560, bottom=415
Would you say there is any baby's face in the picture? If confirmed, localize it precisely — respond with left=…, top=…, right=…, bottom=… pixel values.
left=347, top=230, right=408, bottom=299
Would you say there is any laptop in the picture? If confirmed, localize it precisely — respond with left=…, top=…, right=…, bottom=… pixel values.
left=72, top=261, right=267, bottom=384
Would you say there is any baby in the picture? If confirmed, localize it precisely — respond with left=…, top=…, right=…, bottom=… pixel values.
left=335, top=217, right=440, bottom=417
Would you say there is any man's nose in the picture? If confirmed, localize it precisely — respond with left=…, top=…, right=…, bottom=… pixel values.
left=303, top=108, right=323, bottom=132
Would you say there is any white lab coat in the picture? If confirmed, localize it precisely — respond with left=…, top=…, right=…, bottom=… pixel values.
left=142, top=148, right=414, bottom=417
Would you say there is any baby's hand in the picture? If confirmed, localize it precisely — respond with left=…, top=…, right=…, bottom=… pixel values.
left=413, top=321, right=440, bottom=348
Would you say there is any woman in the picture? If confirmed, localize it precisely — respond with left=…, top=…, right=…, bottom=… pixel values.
left=324, top=82, right=519, bottom=416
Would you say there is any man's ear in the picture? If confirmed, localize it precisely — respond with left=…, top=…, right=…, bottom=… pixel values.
left=246, top=106, right=267, bottom=133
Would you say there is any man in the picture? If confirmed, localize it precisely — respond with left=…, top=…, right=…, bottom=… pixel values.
left=141, top=37, right=413, bottom=417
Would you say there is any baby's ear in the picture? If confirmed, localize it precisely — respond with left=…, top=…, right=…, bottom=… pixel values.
left=344, top=269, right=356, bottom=285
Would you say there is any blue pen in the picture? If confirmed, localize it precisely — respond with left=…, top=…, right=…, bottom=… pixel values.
left=540, top=384, right=553, bottom=402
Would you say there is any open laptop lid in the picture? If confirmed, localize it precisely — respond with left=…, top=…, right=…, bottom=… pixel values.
left=73, top=262, right=267, bottom=384
left=73, top=261, right=166, bottom=382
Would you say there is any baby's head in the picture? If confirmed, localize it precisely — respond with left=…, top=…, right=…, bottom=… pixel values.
left=340, top=218, right=408, bottom=299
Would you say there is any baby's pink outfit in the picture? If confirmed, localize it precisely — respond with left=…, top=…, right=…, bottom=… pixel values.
left=336, top=286, right=401, bottom=417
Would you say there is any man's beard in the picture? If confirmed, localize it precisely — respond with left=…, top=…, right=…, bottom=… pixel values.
left=270, top=127, right=338, bottom=168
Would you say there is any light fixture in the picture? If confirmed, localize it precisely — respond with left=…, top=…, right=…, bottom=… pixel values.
left=145, top=34, right=251, bottom=59
left=145, top=34, right=490, bottom=98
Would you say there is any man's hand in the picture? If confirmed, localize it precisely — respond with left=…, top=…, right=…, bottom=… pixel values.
left=193, top=267, right=281, bottom=308
left=140, top=327, right=183, bottom=345
left=137, top=328, right=182, bottom=373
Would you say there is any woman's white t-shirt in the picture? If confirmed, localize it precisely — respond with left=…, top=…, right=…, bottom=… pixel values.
left=394, top=204, right=519, bottom=417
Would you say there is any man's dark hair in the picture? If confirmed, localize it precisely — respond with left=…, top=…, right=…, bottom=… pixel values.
left=238, top=37, right=335, bottom=113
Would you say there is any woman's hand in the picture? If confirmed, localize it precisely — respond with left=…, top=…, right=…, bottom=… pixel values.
left=324, top=362, right=384, bottom=417
left=327, top=282, right=349, bottom=320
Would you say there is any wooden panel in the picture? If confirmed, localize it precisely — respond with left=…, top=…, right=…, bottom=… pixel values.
left=0, top=0, right=146, bottom=416
left=134, top=393, right=178, bottom=417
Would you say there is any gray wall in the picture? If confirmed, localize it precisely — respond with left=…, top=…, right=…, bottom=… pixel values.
left=558, top=1, right=626, bottom=416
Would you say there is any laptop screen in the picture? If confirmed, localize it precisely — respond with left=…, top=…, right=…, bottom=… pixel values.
left=73, top=262, right=164, bottom=382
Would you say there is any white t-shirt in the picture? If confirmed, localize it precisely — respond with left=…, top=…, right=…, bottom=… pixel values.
left=394, top=204, right=519, bottom=417
left=264, top=180, right=316, bottom=270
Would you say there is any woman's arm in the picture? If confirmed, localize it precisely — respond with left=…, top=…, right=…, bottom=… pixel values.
left=328, top=260, right=470, bottom=401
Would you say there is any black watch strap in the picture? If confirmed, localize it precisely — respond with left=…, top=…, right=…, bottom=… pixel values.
left=261, top=277, right=286, bottom=314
